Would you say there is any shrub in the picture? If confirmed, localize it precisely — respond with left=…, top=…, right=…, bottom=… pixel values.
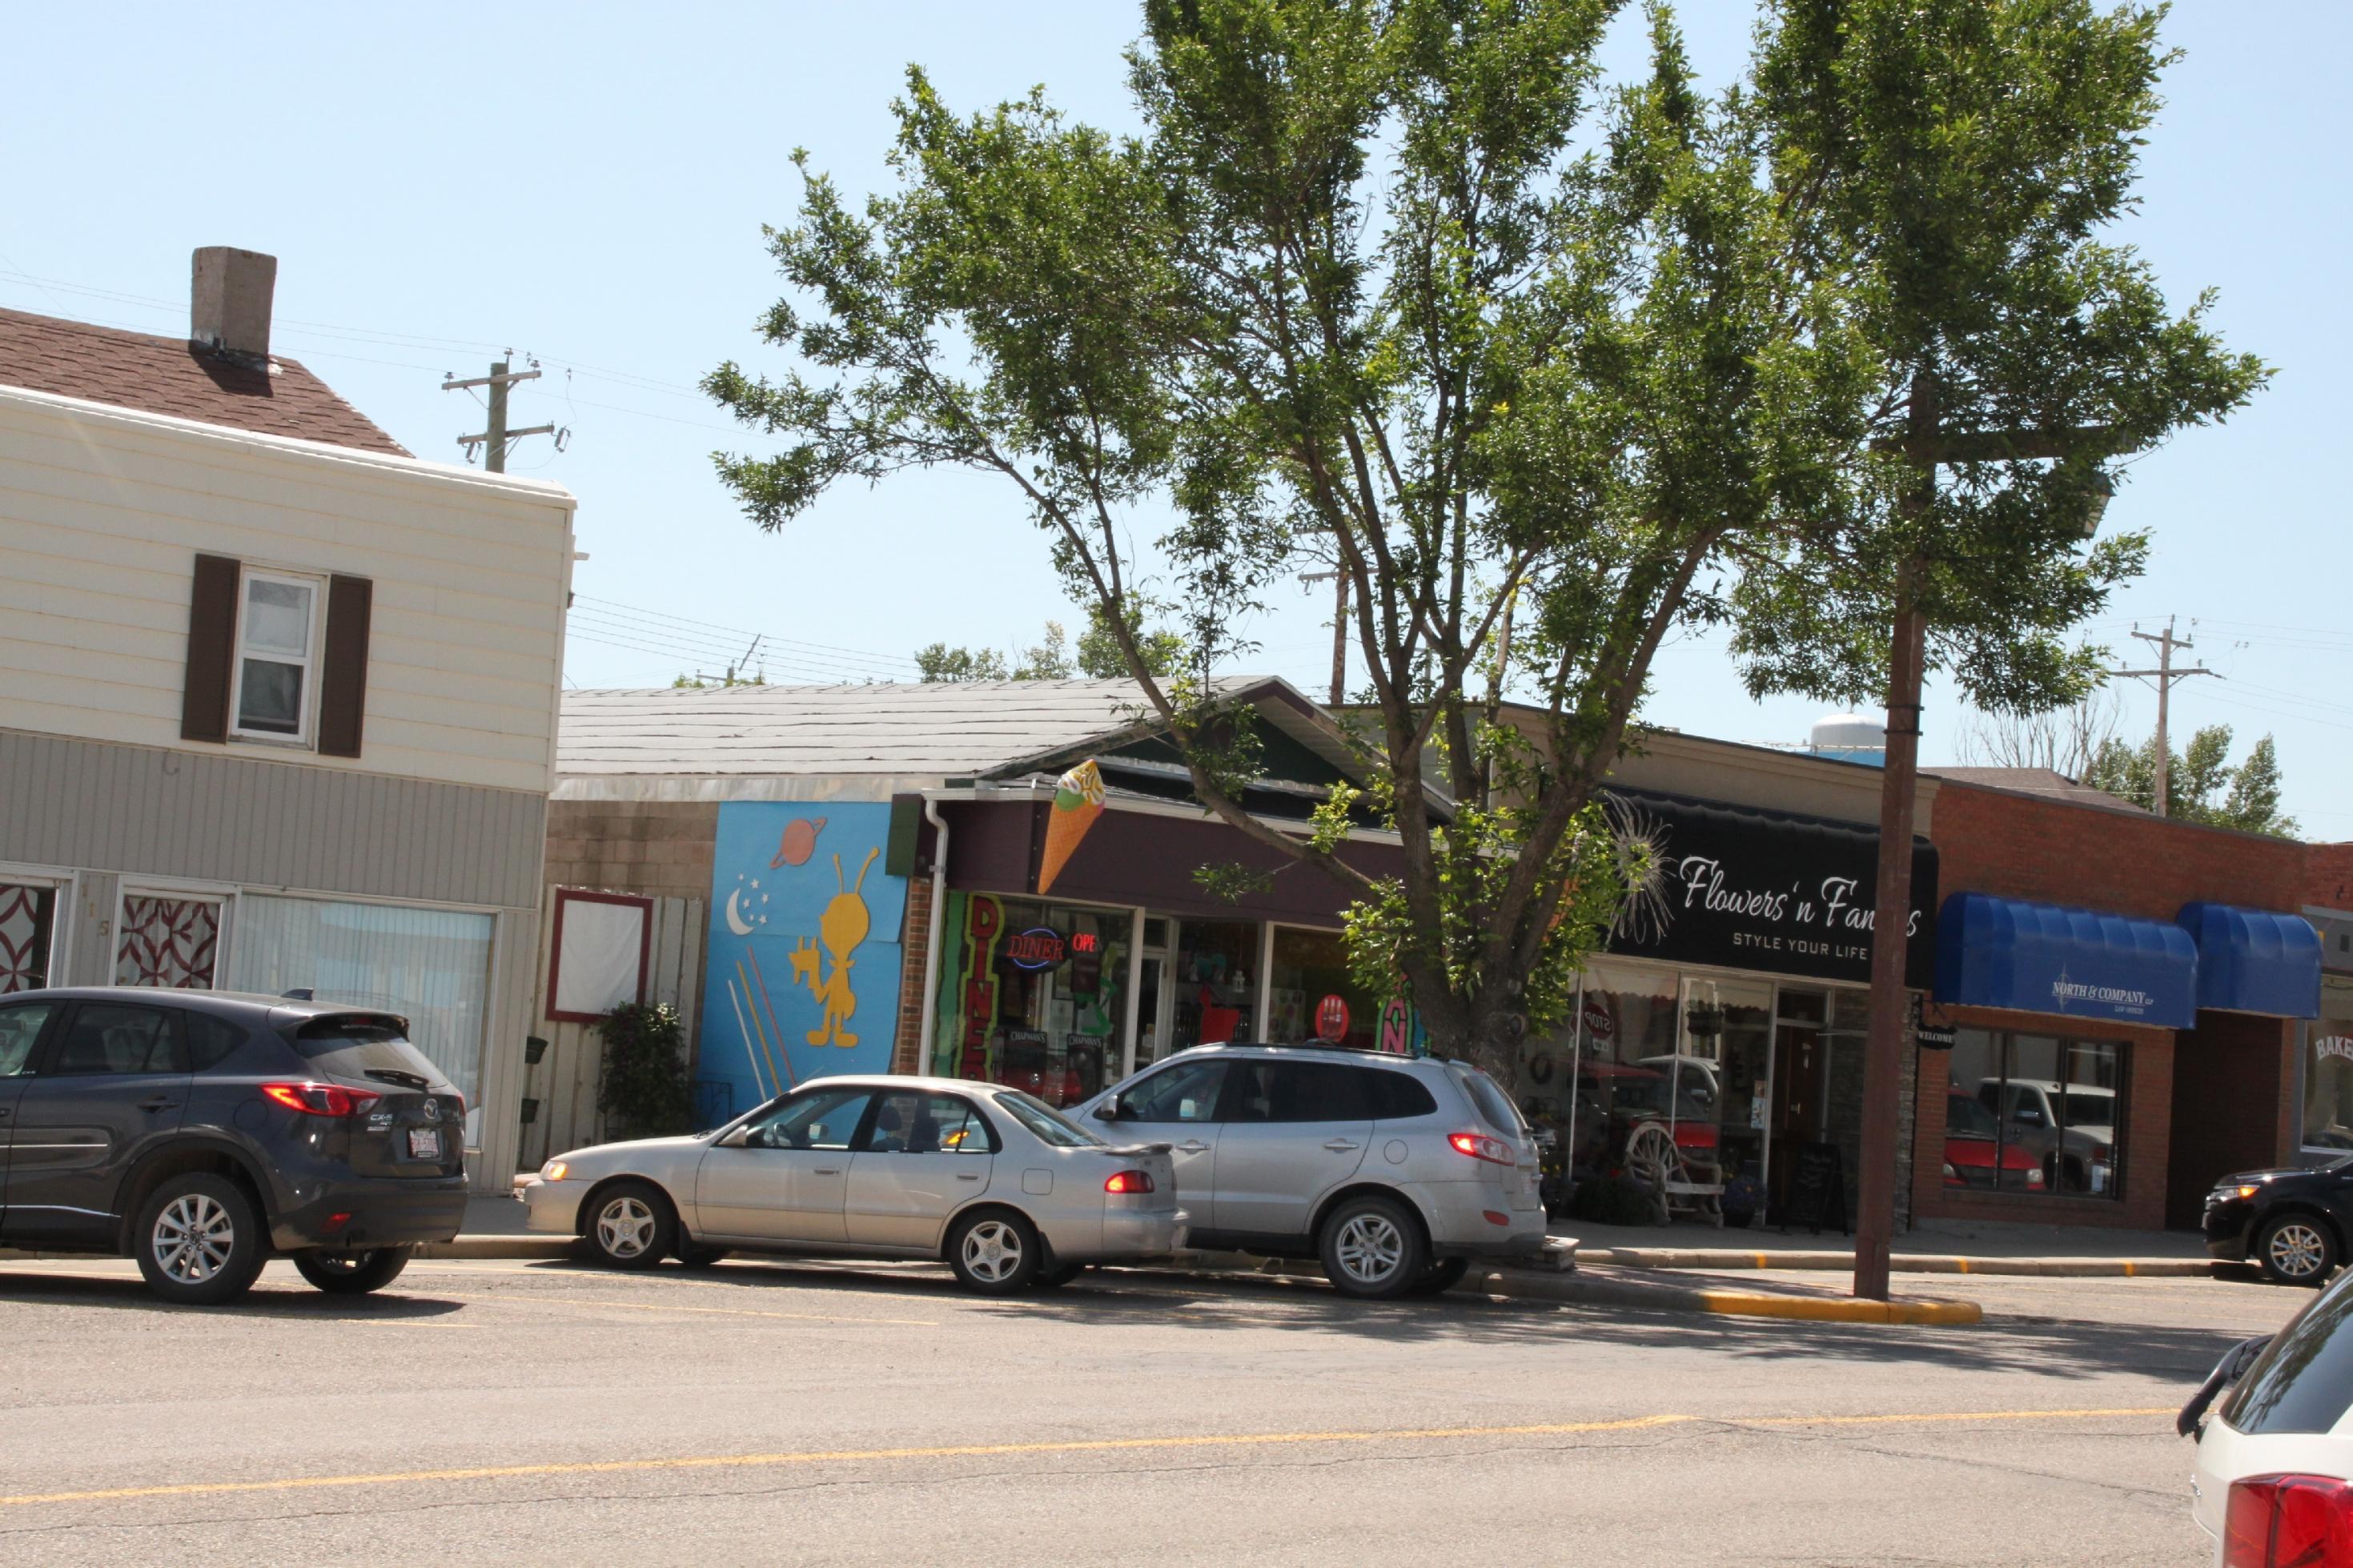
left=595, top=1002, right=694, bottom=1138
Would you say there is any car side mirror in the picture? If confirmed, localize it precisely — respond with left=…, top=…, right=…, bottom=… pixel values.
left=717, top=1125, right=751, bottom=1149
left=1096, top=1100, right=1124, bottom=1122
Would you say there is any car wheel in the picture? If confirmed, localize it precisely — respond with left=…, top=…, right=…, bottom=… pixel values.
left=134, top=1173, right=268, bottom=1305
left=946, top=1210, right=1039, bottom=1295
left=582, top=1181, right=676, bottom=1271
left=678, top=1244, right=729, bottom=1269
left=2258, top=1213, right=2338, bottom=1287
left=1033, top=1261, right=1086, bottom=1289
left=1319, top=1193, right=1428, bottom=1300
left=292, top=1245, right=416, bottom=1295
left=1406, top=1257, right=1471, bottom=1297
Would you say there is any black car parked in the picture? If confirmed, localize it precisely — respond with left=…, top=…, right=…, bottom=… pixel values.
left=2203, top=1157, right=2353, bottom=1286
left=0, top=988, right=468, bottom=1304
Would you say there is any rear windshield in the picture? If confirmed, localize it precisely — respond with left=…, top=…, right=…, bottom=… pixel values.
left=290, top=1015, right=451, bottom=1093
left=1452, top=1064, right=1526, bottom=1136
left=2223, top=1273, right=2353, bottom=1435
left=998, top=1091, right=1102, bottom=1148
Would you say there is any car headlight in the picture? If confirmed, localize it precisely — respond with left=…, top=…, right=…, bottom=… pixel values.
left=540, top=1160, right=569, bottom=1181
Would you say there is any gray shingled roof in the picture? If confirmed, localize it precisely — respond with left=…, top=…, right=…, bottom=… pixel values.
left=558, top=677, right=1324, bottom=780
left=1925, top=766, right=2146, bottom=812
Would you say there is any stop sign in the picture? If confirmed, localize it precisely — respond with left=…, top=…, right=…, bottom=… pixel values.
left=1315, top=993, right=1351, bottom=1041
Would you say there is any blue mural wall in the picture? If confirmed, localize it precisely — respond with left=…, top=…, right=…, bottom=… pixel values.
left=702, top=802, right=909, bottom=1122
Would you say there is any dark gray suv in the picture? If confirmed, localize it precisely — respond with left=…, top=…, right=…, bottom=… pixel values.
left=0, top=988, right=468, bottom=1304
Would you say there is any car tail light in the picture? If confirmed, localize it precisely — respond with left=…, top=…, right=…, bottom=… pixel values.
left=260, top=1081, right=383, bottom=1117
left=2225, top=1475, right=2353, bottom=1567
left=1448, top=1132, right=1515, bottom=1165
left=1104, top=1170, right=1154, bottom=1194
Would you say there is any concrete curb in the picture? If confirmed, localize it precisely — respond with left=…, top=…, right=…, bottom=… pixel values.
left=1576, top=1247, right=2212, bottom=1279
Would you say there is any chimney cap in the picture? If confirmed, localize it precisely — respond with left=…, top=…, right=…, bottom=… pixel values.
left=191, top=246, right=278, bottom=365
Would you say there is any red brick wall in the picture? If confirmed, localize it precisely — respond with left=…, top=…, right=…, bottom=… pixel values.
left=1914, top=782, right=2306, bottom=1230
left=891, top=875, right=934, bottom=1075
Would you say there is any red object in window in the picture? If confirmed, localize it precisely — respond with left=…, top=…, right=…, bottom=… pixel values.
left=1199, top=1004, right=1244, bottom=1045
left=260, top=1081, right=383, bottom=1117
left=1315, top=994, right=1351, bottom=1041
left=2225, top=1474, right=2353, bottom=1568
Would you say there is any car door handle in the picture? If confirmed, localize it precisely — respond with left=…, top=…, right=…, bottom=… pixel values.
left=1177, top=1140, right=1210, bottom=1153
left=813, top=1167, right=841, bottom=1177
left=1323, top=1139, right=1361, bottom=1152
left=956, top=1173, right=982, bottom=1182
left=138, top=1096, right=180, bottom=1113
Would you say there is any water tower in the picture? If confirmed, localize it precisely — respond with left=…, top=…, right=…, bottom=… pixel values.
left=1808, top=712, right=1886, bottom=767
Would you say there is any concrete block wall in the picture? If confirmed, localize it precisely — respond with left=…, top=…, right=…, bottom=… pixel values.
left=544, top=800, right=718, bottom=904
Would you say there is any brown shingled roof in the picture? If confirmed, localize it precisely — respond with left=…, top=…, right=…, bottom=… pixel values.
left=0, top=307, right=409, bottom=455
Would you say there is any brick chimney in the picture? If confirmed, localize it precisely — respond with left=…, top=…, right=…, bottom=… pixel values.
left=190, top=247, right=277, bottom=363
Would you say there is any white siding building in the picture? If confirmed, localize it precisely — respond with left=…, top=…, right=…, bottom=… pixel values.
left=0, top=250, right=575, bottom=1189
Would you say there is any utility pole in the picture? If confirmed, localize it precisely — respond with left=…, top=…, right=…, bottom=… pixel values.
left=443, top=358, right=565, bottom=472
left=1299, top=568, right=1349, bottom=707
left=2115, top=616, right=2219, bottom=817
left=1851, top=407, right=2119, bottom=1302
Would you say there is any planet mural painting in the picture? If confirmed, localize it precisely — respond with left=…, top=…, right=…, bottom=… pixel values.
left=704, top=804, right=909, bottom=1119
left=771, top=816, right=826, bottom=869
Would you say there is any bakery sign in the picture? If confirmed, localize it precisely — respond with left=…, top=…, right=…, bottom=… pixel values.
left=1602, top=788, right=1939, bottom=988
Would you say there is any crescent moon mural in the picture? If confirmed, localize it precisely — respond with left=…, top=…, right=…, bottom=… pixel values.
left=725, top=887, right=757, bottom=937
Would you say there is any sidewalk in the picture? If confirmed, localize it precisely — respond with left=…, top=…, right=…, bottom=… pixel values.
left=1557, top=1214, right=2214, bottom=1277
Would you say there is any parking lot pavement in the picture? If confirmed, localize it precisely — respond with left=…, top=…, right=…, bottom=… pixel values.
left=0, top=1255, right=2311, bottom=1566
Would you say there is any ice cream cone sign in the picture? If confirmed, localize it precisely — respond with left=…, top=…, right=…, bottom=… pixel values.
left=1037, top=759, right=1106, bottom=895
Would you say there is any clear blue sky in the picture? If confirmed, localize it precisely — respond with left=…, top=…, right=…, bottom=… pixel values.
left=8, top=4, right=2345, bottom=832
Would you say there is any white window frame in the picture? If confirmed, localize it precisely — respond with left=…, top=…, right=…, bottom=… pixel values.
left=229, top=566, right=325, bottom=748
left=113, top=879, right=237, bottom=992
left=0, top=861, right=75, bottom=993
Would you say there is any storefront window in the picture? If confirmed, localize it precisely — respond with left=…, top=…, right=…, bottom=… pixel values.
left=1682, top=976, right=1773, bottom=1191
left=116, top=893, right=221, bottom=989
left=1946, top=1027, right=2126, bottom=1200
left=227, top=895, right=495, bottom=1112
left=0, top=881, right=58, bottom=994
left=1170, top=920, right=1258, bottom=1051
left=1267, top=927, right=1378, bottom=1048
left=935, top=896, right=1131, bottom=1107
left=2303, top=979, right=2353, bottom=1152
left=1560, top=961, right=1680, bottom=1181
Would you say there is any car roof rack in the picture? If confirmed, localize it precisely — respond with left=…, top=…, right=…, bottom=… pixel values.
left=1203, top=1038, right=1390, bottom=1055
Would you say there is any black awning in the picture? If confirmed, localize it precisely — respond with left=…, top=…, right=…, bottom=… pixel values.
left=1600, top=788, right=1938, bottom=987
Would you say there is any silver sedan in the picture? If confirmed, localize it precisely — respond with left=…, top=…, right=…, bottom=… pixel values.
left=522, top=1075, right=1186, bottom=1293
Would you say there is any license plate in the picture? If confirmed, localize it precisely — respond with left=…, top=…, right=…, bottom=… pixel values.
left=408, top=1127, right=442, bottom=1161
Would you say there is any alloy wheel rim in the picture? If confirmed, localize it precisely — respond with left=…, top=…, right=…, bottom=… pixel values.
left=962, top=1220, right=1023, bottom=1282
left=153, top=1194, right=235, bottom=1285
left=598, top=1197, right=656, bottom=1258
left=1335, top=1213, right=1405, bottom=1284
left=2271, top=1223, right=2327, bottom=1277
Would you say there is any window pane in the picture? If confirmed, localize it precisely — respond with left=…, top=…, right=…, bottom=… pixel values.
left=116, top=896, right=220, bottom=989
left=1122, top=1060, right=1224, bottom=1123
left=0, top=883, right=57, bottom=993
left=0, top=1002, right=55, bottom=1076
left=998, top=1091, right=1098, bottom=1148
left=243, top=577, right=313, bottom=655
left=1366, top=1068, right=1437, bottom=1121
left=2307, top=988, right=2353, bottom=1151
left=1268, top=927, right=1377, bottom=1049
left=51, top=1005, right=179, bottom=1076
left=227, top=896, right=493, bottom=1109
left=2223, top=1281, right=2353, bottom=1435
left=183, top=1011, right=247, bottom=1071
left=1943, top=1029, right=2022, bottom=1192
left=236, top=657, right=305, bottom=734
left=1267, top=1061, right=1374, bottom=1121
left=744, top=1088, right=872, bottom=1149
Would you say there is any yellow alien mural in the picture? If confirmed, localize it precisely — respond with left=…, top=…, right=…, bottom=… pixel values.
left=790, top=846, right=878, bottom=1048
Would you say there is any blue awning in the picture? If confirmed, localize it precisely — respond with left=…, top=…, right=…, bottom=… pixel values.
left=2179, top=903, right=2321, bottom=1019
left=1935, top=892, right=2198, bottom=1029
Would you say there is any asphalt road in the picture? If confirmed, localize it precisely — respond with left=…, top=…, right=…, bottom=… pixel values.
left=0, top=1254, right=2308, bottom=1566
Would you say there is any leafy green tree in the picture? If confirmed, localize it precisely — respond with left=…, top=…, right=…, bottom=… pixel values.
left=706, top=0, right=2259, bottom=1077
left=2086, top=725, right=2297, bottom=836
left=1078, top=601, right=1187, bottom=679
left=913, top=644, right=1010, bottom=683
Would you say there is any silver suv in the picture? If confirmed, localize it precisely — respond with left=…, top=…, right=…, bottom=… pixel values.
left=1077, top=1042, right=1546, bottom=1298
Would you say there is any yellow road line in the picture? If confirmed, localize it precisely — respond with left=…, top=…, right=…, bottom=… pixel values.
left=0, top=1408, right=2174, bottom=1510
left=436, top=1290, right=938, bottom=1329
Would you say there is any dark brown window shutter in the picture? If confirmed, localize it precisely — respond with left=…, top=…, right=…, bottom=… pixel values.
left=319, top=574, right=373, bottom=759
left=179, top=553, right=240, bottom=743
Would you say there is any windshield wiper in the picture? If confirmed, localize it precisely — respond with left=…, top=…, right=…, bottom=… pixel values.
left=363, top=1068, right=432, bottom=1091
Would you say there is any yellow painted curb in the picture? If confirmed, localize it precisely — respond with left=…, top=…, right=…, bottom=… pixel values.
left=1692, top=1288, right=1982, bottom=1325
